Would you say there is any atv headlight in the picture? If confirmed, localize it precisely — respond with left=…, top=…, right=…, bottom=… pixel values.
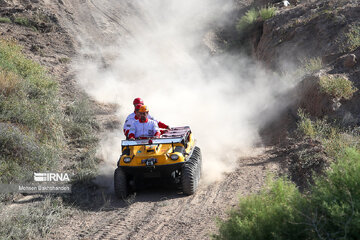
left=170, top=154, right=179, bottom=161
left=123, top=157, right=132, bottom=163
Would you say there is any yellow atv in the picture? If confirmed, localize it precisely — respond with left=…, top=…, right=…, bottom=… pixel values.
left=114, top=126, right=201, bottom=198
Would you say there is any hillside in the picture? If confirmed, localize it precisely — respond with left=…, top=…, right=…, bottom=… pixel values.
left=0, top=0, right=359, bottom=239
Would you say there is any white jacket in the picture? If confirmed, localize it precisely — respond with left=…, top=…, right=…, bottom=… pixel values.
left=128, top=119, right=159, bottom=138
left=123, top=112, right=155, bottom=136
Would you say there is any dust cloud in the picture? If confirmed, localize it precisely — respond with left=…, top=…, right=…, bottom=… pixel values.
left=73, top=0, right=290, bottom=186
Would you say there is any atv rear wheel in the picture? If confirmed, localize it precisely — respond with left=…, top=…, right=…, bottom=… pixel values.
left=181, top=146, right=202, bottom=195
left=114, top=168, right=128, bottom=199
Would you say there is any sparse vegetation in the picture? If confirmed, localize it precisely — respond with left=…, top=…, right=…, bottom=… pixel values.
left=11, top=13, right=54, bottom=32
left=0, top=196, right=70, bottom=239
left=215, top=108, right=360, bottom=239
left=214, top=147, right=360, bottom=240
left=0, top=38, right=99, bottom=239
left=214, top=176, right=307, bottom=240
left=258, top=6, right=276, bottom=21
left=345, top=24, right=360, bottom=52
left=236, top=8, right=259, bottom=32
left=14, top=17, right=34, bottom=30
left=63, top=97, right=98, bottom=147
left=59, top=57, right=70, bottom=64
left=0, top=17, right=11, bottom=24
left=302, top=57, right=323, bottom=74
left=297, top=109, right=360, bottom=160
left=319, top=75, right=357, bottom=100
left=236, top=6, right=276, bottom=33
left=293, top=57, right=324, bottom=78
left=0, top=39, right=64, bottom=183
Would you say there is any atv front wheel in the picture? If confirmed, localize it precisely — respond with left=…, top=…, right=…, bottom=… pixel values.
left=181, top=146, right=202, bottom=195
left=114, top=168, right=128, bottom=199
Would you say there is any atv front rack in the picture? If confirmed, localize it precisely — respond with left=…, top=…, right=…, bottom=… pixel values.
left=122, top=126, right=191, bottom=146
left=122, top=138, right=183, bottom=146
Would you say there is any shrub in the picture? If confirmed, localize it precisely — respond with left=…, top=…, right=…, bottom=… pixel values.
left=345, top=24, right=360, bottom=52
left=0, top=39, right=63, bottom=143
left=309, top=147, right=360, bottom=239
left=0, top=196, right=69, bottom=239
left=294, top=57, right=323, bottom=78
left=63, top=97, right=98, bottom=147
left=214, top=177, right=307, bottom=240
left=319, top=75, right=357, bottom=100
left=14, top=17, right=31, bottom=28
left=297, top=109, right=359, bottom=160
left=302, top=57, right=323, bottom=74
left=0, top=69, right=20, bottom=96
left=297, top=109, right=317, bottom=138
left=259, top=6, right=276, bottom=21
left=236, top=8, right=259, bottom=32
left=0, top=17, right=11, bottom=24
left=214, top=148, right=360, bottom=240
left=0, top=39, right=64, bottom=184
left=0, top=123, right=58, bottom=183
left=236, top=7, right=277, bottom=33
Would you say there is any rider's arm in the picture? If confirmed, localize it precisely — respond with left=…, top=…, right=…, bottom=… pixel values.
left=148, top=114, right=170, bottom=129
left=128, top=122, right=136, bottom=140
left=158, top=121, right=170, bottom=129
left=153, top=121, right=160, bottom=138
left=123, top=116, right=132, bottom=137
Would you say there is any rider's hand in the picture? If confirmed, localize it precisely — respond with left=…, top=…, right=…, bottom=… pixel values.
left=129, top=137, right=135, bottom=140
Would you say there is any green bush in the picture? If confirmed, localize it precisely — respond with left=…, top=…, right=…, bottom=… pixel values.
left=259, top=6, right=276, bottom=21
left=0, top=39, right=65, bottom=184
left=345, top=24, right=360, bottom=52
left=0, top=39, right=63, bottom=143
left=214, top=177, right=307, bottom=240
left=297, top=109, right=360, bottom=160
left=302, top=57, right=323, bottom=74
left=214, top=147, right=360, bottom=240
left=14, top=17, right=32, bottom=28
left=319, top=75, right=357, bottom=100
left=236, top=8, right=259, bottom=32
left=309, top=147, right=360, bottom=239
left=236, top=7, right=276, bottom=33
left=0, top=17, right=11, bottom=24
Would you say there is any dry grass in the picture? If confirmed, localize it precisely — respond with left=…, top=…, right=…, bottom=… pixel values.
left=0, top=69, right=20, bottom=96
left=319, top=75, right=357, bottom=100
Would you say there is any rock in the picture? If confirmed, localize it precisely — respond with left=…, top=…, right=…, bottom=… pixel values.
left=343, top=54, right=357, bottom=69
left=283, top=1, right=290, bottom=7
left=295, top=74, right=334, bottom=118
left=25, top=4, right=33, bottom=10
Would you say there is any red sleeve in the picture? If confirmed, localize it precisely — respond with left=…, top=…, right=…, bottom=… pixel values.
left=128, top=133, right=135, bottom=139
left=154, top=131, right=161, bottom=137
left=158, top=121, right=168, bottom=129
left=125, top=129, right=130, bottom=137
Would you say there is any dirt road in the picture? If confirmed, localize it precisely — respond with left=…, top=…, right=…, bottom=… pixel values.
left=52, top=149, right=281, bottom=240
left=40, top=1, right=283, bottom=239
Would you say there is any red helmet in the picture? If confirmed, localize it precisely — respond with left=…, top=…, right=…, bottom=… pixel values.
left=133, top=98, right=144, bottom=105
left=135, top=104, right=142, bottom=111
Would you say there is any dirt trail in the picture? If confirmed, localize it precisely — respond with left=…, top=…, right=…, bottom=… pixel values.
left=40, top=1, right=284, bottom=239
left=52, top=148, right=281, bottom=240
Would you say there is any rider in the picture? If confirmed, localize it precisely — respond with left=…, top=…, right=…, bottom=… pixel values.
left=123, top=97, right=170, bottom=137
left=123, top=103, right=142, bottom=138
left=128, top=105, right=160, bottom=140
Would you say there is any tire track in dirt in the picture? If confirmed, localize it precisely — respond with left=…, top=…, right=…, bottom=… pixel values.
left=52, top=148, right=282, bottom=240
